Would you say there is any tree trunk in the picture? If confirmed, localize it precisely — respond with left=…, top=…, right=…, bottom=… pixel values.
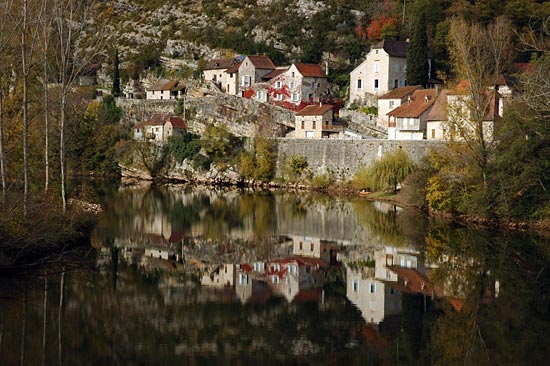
left=44, top=59, right=50, bottom=192
left=21, top=0, right=29, bottom=216
left=0, top=86, right=6, bottom=204
left=60, top=92, right=66, bottom=212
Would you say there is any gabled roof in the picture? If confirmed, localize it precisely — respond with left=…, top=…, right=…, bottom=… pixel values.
left=147, top=79, right=182, bottom=91
left=225, top=61, right=241, bottom=74
left=295, top=63, right=327, bottom=78
left=296, top=104, right=333, bottom=116
left=247, top=55, right=276, bottom=69
left=262, top=67, right=289, bottom=80
left=387, top=89, right=436, bottom=118
left=378, top=85, right=422, bottom=99
left=373, top=40, right=408, bottom=58
left=426, top=89, right=449, bottom=122
left=204, top=58, right=236, bottom=70
left=135, top=113, right=186, bottom=129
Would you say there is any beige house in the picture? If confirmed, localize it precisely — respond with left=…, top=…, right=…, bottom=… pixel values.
left=377, top=85, right=421, bottom=128
left=225, top=55, right=276, bottom=96
left=268, top=63, right=328, bottom=106
left=201, top=264, right=236, bottom=287
left=387, top=89, right=436, bottom=140
left=426, top=82, right=502, bottom=142
left=202, top=58, right=238, bottom=92
left=294, top=104, right=339, bottom=139
left=146, top=79, right=186, bottom=100
left=349, top=40, right=408, bottom=106
left=133, top=113, right=187, bottom=143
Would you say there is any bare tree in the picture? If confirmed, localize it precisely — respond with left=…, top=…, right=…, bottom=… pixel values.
left=448, top=17, right=514, bottom=187
left=0, top=0, right=16, bottom=204
left=41, top=0, right=53, bottom=192
left=52, top=0, right=104, bottom=211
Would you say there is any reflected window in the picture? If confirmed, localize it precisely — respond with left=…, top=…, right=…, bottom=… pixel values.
left=272, top=275, right=280, bottom=284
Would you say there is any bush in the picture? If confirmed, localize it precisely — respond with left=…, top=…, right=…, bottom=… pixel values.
left=238, top=137, right=276, bottom=181
left=352, top=149, right=415, bottom=192
left=311, top=174, right=333, bottom=190
left=169, top=132, right=201, bottom=163
left=282, top=155, right=308, bottom=182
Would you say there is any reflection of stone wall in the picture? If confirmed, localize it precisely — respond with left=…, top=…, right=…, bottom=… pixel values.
left=276, top=139, right=443, bottom=180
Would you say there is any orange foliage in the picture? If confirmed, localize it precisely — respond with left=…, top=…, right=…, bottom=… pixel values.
left=366, top=16, right=397, bottom=41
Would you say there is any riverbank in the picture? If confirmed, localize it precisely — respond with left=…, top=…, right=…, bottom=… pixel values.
left=0, top=195, right=100, bottom=274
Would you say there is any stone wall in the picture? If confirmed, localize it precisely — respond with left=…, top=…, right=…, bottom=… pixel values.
left=275, top=139, right=442, bottom=180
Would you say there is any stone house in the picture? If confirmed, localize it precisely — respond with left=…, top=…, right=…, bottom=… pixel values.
left=225, top=55, right=276, bottom=96
left=133, top=113, right=187, bottom=143
left=377, top=85, right=421, bottom=128
left=387, top=89, right=436, bottom=140
left=294, top=104, right=339, bottom=139
left=201, top=264, right=236, bottom=287
left=202, top=57, right=238, bottom=92
left=146, top=79, right=186, bottom=100
left=349, top=40, right=408, bottom=105
left=124, top=79, right=145, bottom=99
left=78, top=63, right=101, bottom=87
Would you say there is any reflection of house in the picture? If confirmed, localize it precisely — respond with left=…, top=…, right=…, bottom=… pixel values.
left=133, top=113, right=187, bottom=143
left=291, top=236, right=339, bottom=265
left=201, top=264, right=236, bottom=287
left=346, top=266, right=402, bottom=324
left=146, top=79, right=186, bottom=100
left=267, top=257, right=327, bottom=302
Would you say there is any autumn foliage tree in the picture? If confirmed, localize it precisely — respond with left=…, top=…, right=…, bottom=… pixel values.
left=367, top=16, right=398, bottom=41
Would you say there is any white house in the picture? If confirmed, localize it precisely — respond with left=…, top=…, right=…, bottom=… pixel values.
left=349, top=40, right=408, bottom=105
left=387, top=89, right=436, bottom=140
left=133, top=113, right=187, bottom=143
left=377, top=85, right=421, bottom=128
left=146, top=79, right=186, bottom=100
left=268, top=63, right=328, bottom=107
left=202, top=57, right=238, bottom=92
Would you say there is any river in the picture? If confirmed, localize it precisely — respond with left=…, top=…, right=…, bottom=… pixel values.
left=1, top=183, right=549, bottom=365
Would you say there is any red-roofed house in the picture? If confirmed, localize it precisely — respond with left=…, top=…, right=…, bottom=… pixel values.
left=133, top=113, right=187, bottom=143
left=377, top=85, right=422, bottom=128
left=387, top=89, right=436, bottom=140
left=268, top=63, right=328, bottom=108
left=202, top=57, right=238, bottom=92
left=294, top=104, right=341, bottom=138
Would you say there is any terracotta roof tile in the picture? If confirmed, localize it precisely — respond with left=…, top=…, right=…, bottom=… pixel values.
left=387, top=89, right=436, bottom=118
left=169, top=116, right=187, bottom=129
left=135, top=113, right=186, bottom=129
left=426, top=89, right=449, bottom=121
left=378, top=85, right=422, bottom=99
left=295, top=63, right=327, bottom=78
left=225, top=61, right=242, bottom=74
left=262, top=67, right=289, bottom=80
left=148, top=79, right=180, bottom=91
left=296, top=104, right=333, bottom=116
left=247, top=55, right=276, bottom=69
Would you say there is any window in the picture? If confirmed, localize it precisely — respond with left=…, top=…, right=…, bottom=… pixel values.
left=353, top=280, right=359, bottom=292
left=273, top=264, right=281, bottom=271
left=301, top=121, right=304, bottom=129
left=275, top=81, right=282, bottom=88
left=238, top=273, right=248, bottom=285
left=403, top=64, right=407, bottom=72
left=275, top=93, right=283, bottom=101
left=310, top=243, right=314, bottom=251
left=312, top=121, right=316, bottom=129
left=241, top=75, right=251, bottom=87
left=394, top=64, right=400, bottom=72
left=291, top=92, right=300, bottom=102
left=374, top=62, right=380, bottom=73
left=374, top=79, right=379, bottom=90
left=389, top=100, right=395, bottom=108
left=401, top=79, right=406, bottom=87
left=431, top=129, right=435, bottom=139
left=289, top=265, right=297, bottom=274
left=291, top=71, right=295, bottom=77
left=357, top=79, right=362, bottom=90
left=370, top=300, right=375, bottom=310
left=375, top=49, right=379, bottom=54
left=386, top=270, right=392, bottom=279
left=272, top=275, right=279, bottom=284
left=253, top=262, right=264, bottom=272
left=394, top=79, right=399, bottom=88
left=290, top=81, right=295, bottom=89
left=370, top=283, right=376, bottom=293
left=299, top=241, right=303, bottom=249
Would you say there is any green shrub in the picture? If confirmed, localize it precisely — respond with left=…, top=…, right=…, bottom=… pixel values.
left=282, top=155, right=308, bottom=182
left=311, top=174, right=333, bottom=190
left=169, top=132, right=201, bottom=164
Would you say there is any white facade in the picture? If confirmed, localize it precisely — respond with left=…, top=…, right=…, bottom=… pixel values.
left=349, top=41, right=408, bottom=105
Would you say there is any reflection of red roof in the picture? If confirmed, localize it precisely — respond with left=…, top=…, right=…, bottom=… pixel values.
left=513, top=62, right=535, bottom=74
left=385, top=266, right=432, bottom=295
left=291, top=288, right=321, bottom=303
left=169, top=231, right=184, bottom=243
left=239, top=264, right=253, bottom=273
left=295, top=63, right=326, bottom=78
left=448, top=297, right=464, bottom=312
left=293, top=256, right=329, bottom=268
left=360, top=324, right=389, bottom=347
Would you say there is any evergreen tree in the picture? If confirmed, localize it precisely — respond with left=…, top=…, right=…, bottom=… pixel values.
left=406, top=12, right=429, bottom=86
left=112, top=48, right=121, bottom=97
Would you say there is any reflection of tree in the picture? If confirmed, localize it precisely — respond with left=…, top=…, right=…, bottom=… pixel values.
left=351, top=200, right=409, bottom=247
